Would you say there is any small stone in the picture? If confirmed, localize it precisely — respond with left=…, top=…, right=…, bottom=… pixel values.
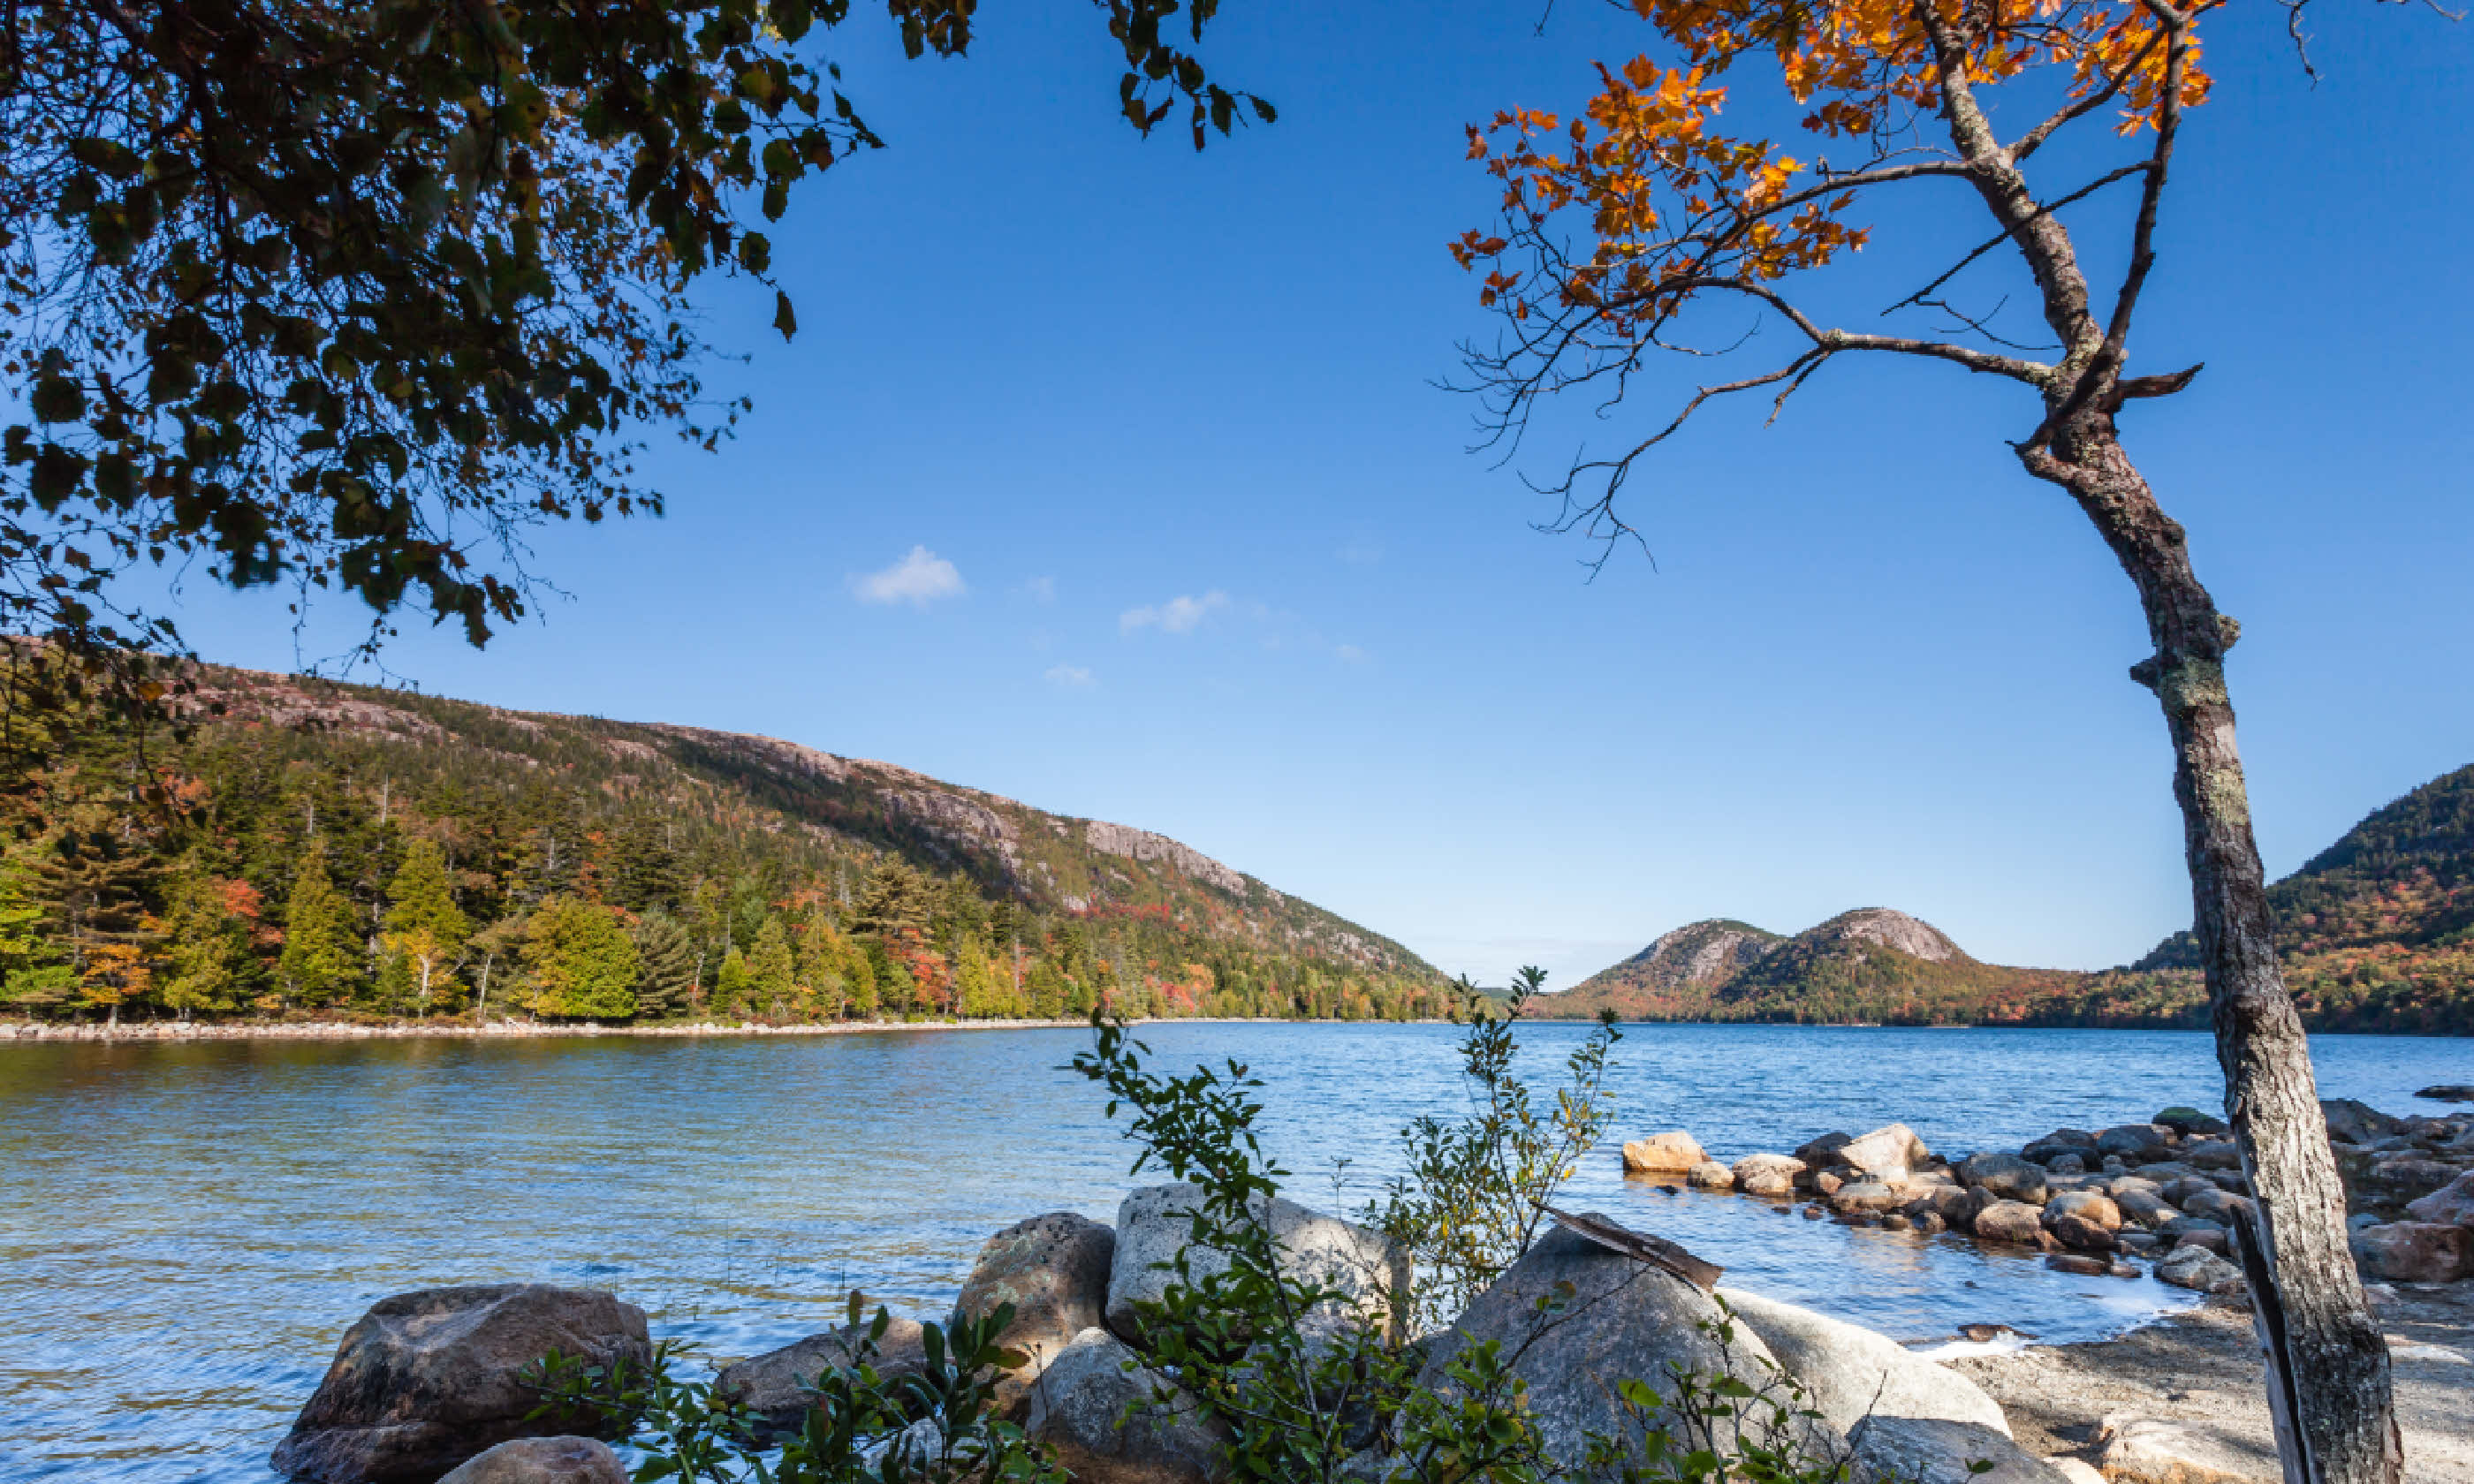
left=2046, top=1253, right=2109, bottom=1276
left=1803, top=1205, right=1826, bottom=1220
left=2047, top=1153, right=2086, bottom=1176
left=1913, top=1211, right=1948, bottom=1236
left=1833, top=1180, right=1905, bottom=1214
left=2044, top=1190, right=2122, bottom=1232
left=2417, top=1085, right=2474, bottom=1103
left=1687, top=1161, right=1735, bottom=1192
left=1882, top=1213, right=1914, bottom=1231
left=1795, top=1132, right=1856, bottom=1167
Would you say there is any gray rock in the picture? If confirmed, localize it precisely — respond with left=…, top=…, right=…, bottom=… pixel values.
left=2091, top=1412, right=2273, bottom=1484
left=2182, top=1140, right=2243, bottom=1171
left=2154, top=1246, right=2247, bottom=1297
left=1107, top=1185, right=1406, bottom=1348
left=1839, top=1124, right=1931, bottom=1184
left=2021, top=1130, right=2097, bottom=1165
left=2418, top=1085, right=2474, bottom=1104
left=2094, top=1124, right=2172, bottom=1160
left=435, top=1437, right=629, bottom=1484
left=1416, top=1223, right=1842, bottom=1473
left=717, top=1318, right=930, bottom=1435
left=2405, top=1170, right=2474, bottom=1227
left=1715, top=1289, right=2009, bottom=1438
left=2114, top=1190, right=2180, bottom=1230
left=2046, top=1153, right=2087, bottom=1177
left=952, top=1212, right=1117, bottom=1415
left=2323, top=1099, right=2408, bottom=1147
left=2162, top=1221, right=2229, bottom=1255
left=1025, top=1329, right=1227, bottom=1484
left=1849, top=1417, right=2071, bottom=1484
left=2179, top=1187, right=2255, bottom=1226
left=2047, top=1215, right=2116, bottom=1253
left=270, top=1284, right=649, bottom=1484
left=1958, top=1154, right=2049, bottom=1207
left=2152, top=1106, right=2230, bottom=1137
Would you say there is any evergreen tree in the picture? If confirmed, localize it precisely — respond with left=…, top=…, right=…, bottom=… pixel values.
left=633, top=914, right=697, bottom=1020
left=850, top=860, right=931, bottom=941
left=278, top=847, right=361, bottom=1007
left=158, top=867, right=261, bottom=1019
left=713, top=944, right=754, bottom=1019
left=383, top=838, right=471, bottom=1012
left=0, top=852, right=72, bottom=1009
left=521, top=897, right=640, bottom=1019
left=749, top=915, right=796, bottom=1017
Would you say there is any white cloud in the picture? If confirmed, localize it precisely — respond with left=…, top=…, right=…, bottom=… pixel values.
left=1335, top=644, right=1370, bottom=664
left=1043, top=664, right=1096, bottom=688
left=1020, top=576, right=1057, bottom=603
left=852, top=546, right=965, bottom=607
left=1119, top=590, right=1230, bottom=635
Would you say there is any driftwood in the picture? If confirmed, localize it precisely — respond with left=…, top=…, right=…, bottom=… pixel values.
left=1544, top=1207, right=1723, bottom=1292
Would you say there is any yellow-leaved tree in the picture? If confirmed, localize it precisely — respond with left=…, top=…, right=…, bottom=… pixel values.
left=1452, top=3, right=2425, bottom=1480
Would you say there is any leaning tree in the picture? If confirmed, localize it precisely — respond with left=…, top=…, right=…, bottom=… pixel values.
left=0, top=0, right=1266, bottom=700
left=1451, top=2, right=2429, bottom=1480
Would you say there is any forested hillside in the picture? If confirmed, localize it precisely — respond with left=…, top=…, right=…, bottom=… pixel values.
left=0, top=659, right=1457, bottom=1026
left=1537, top=764, right=2474, bottom=1034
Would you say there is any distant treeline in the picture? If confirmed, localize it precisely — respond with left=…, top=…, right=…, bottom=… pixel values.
left=0, top=663, right=1462, bottom=1028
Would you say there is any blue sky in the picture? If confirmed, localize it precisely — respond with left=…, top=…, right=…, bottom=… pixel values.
left=157, top=0, right=2473, bottom=988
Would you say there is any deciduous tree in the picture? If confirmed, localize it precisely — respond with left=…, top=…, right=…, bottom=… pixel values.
left=1, top=0, right=1268, bottom=700
left=1453, top=4, right=2415, bottom=1476
left=521, top=895, right=638, bottom=1019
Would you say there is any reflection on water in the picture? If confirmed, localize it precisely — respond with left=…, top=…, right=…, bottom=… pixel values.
left=0, top=1021, right=2464, bottom=1481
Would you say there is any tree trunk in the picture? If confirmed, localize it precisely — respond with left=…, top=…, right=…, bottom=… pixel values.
left=2025, top=414, right=2399, bottom=1484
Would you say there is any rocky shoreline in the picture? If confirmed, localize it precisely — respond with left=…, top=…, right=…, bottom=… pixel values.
left=0, top=1015, right=1346, bottom=1044
left=1620, top=1093, right=2474, bottom=1291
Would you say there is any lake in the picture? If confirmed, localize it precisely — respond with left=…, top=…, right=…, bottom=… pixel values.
left=2, top=1020, right=2467, bottom=1481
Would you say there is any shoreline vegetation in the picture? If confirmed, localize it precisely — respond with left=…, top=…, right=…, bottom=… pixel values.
left=0, top=1013, right=1469, bottom=1043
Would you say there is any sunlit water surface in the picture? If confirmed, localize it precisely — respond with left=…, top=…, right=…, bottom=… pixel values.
left=2, top=1021, right=2467, bottom=1481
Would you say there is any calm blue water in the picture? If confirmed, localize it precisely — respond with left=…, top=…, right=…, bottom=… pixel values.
left=0, top=1021, right=2466, bottom=1482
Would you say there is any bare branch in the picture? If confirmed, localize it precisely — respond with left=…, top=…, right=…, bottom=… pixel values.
left=1882, top=163, right=2151, bottom=317
left=2008, top=28, right=2171, bottom=161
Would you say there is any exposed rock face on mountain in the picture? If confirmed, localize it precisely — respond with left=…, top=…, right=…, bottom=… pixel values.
left=1609, top=920, right=1784, bottom=991
left=1537, top=761, right=2474, bottom=1031
left=1807, top=908, right=1963, bottom=963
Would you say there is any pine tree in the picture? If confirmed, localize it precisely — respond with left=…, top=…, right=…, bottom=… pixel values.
left=0, top=852, right=72, bottom=1009
left=279, top=846, right=362, bottom=1007
left=749, top=915, right=795, bottom=1017
left=633, top=914, right=697, bottom=1019
left=520, top=896, right=639, bottom=1019
left=383, top=837, right=470, bottom=1012
left=850, top=859, right=931, bottom=941
left=713, top=943, right=754, bottom=1019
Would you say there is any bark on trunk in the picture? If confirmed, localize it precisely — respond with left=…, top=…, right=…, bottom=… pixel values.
left=2024, top=413, right=2399, bottom=1484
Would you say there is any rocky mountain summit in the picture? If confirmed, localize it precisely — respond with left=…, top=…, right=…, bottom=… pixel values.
left=1540, top=761, right=2474, bottom=1031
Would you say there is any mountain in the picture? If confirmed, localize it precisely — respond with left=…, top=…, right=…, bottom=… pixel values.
left=2136, top=763, right=2474, bottom=1030
left=1537, top=763, right=2474, bottom=1033
left=0, top=661, right=1451, bottom=1024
